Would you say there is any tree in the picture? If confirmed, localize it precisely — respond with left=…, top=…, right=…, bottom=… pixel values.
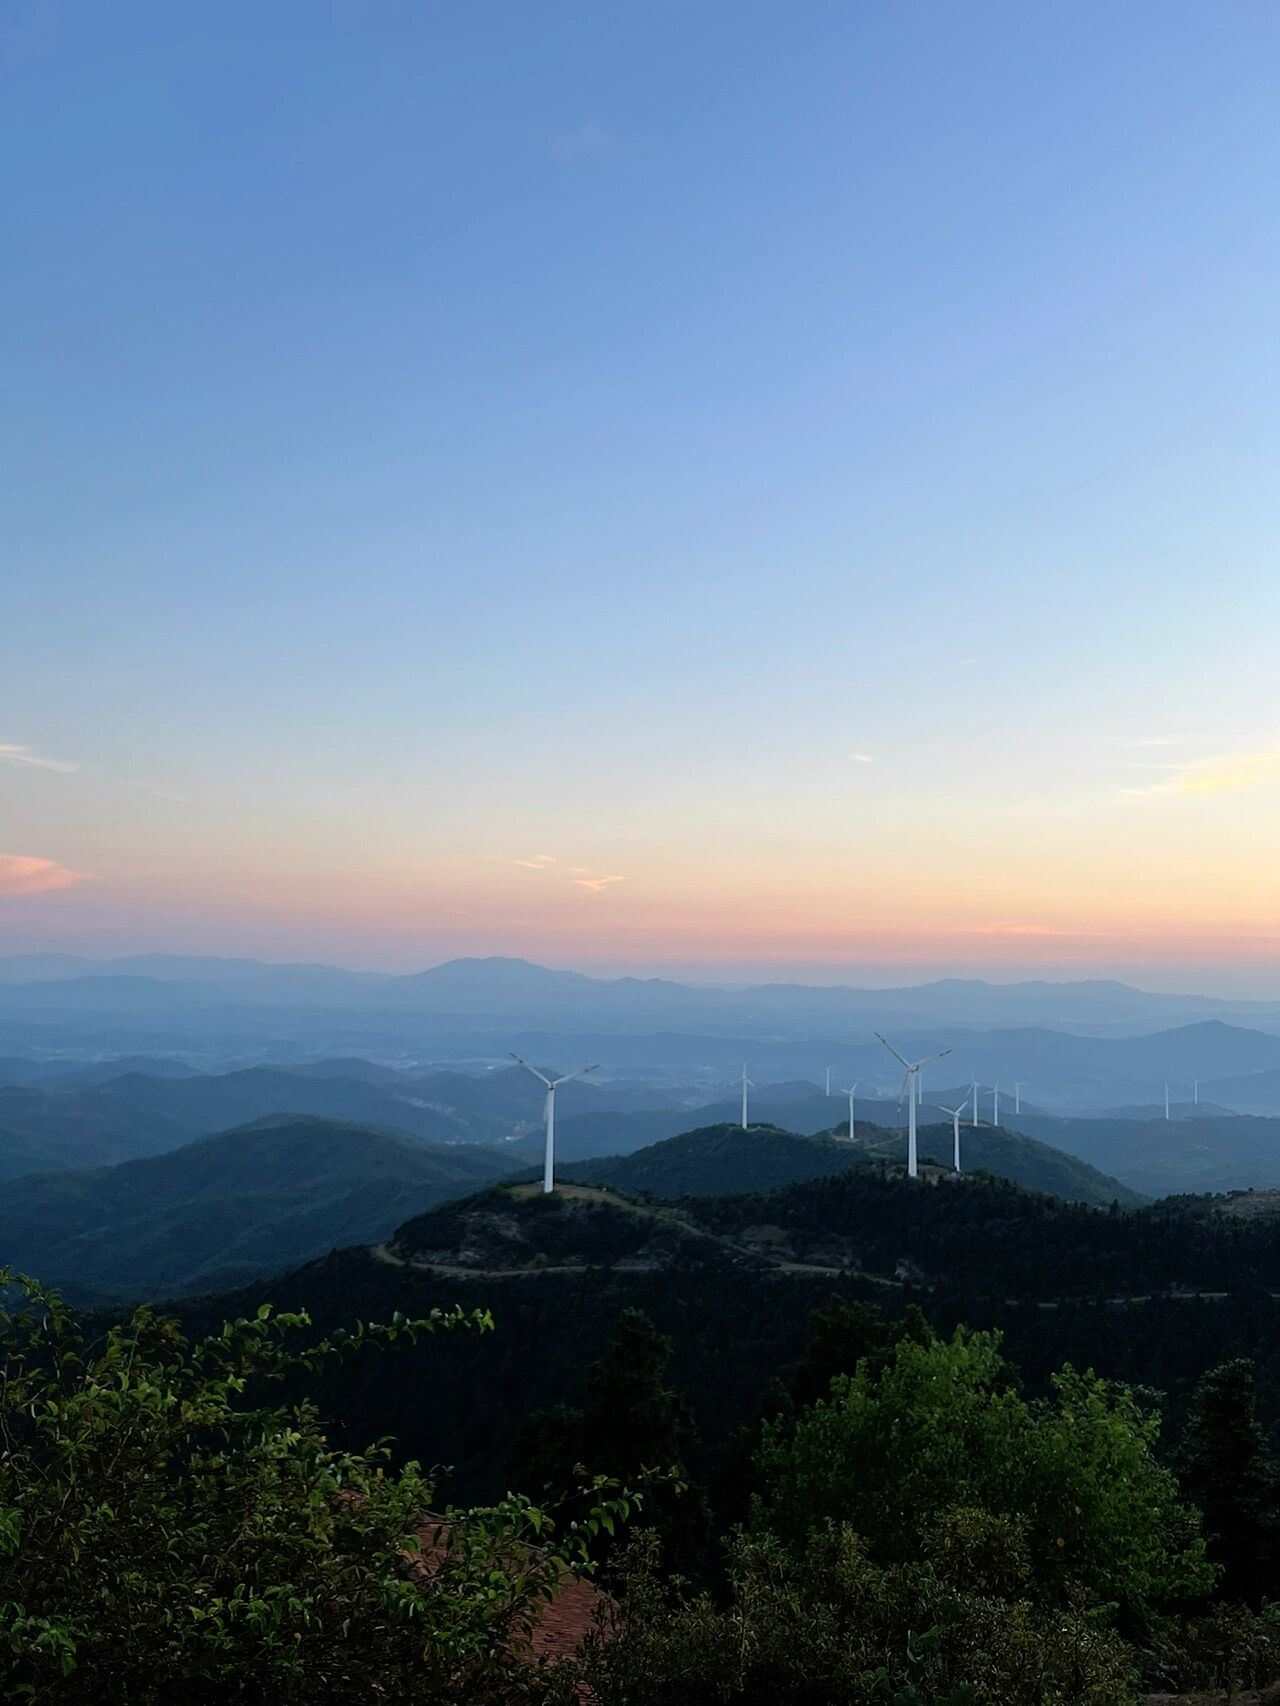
left=0, top=1271, right=624, bottom=1704
left=1177, top=1358, right=1280, bottom=1606
left=510, top=1309, right=704, bottom=1573
left=787, top=1296, right=896, bottom=1413
left=754, top=1326, right=1214, bottom=1632
left=582, top=1309, right=693, bottom=1476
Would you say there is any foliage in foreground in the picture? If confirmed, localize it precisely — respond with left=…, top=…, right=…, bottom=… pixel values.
left=754, top=1326, right=1215, bottom=1635
left=581, top=1525, right=1136, bottom=1705
left=0, top=1271, right=624, bottom=1703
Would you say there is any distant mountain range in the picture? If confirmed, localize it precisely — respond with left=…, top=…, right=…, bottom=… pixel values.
left=0, top=1061, right=693, bottom=1181
left=7, top=1040, right=1280, bottom=1198
left=5, top=954, right=1280, bottom=1050
left=998, top=1109, right=1280, bottom=1197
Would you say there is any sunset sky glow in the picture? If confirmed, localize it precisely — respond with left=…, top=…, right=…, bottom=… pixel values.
left=4, top=2, right=1280, bottom=992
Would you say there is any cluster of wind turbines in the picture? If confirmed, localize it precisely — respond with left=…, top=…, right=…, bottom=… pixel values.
left=843, top=1041, right=1029, bottom=1179
left=513, top=1040, right=1035, bottom=1196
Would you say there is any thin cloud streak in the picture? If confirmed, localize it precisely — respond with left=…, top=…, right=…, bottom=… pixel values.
left=1122, top=745, right=1280, bottom=798
left=508, top=854, right=626, bottom=893
left=0, top=742, right=77, bottom=774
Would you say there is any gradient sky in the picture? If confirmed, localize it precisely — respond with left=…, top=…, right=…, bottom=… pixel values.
left=5, top=1, right=1280, bottom=990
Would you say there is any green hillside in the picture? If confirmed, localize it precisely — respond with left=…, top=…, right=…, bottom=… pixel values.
left=881, top=1118, right=1146, bottom=1206
left=0, top=1116, right=514, bottom=1300
left=563, top=1122, right=869, bottom=1197
left=562, top=1117, right=1140, bottom=1207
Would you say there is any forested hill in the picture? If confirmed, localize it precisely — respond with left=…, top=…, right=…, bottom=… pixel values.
left=389, top=1180, right=745, bottom=1273
left=0, top=1108, right=1133, bottom=1307
left=170, top=1165, right=1280, bottom=1510
left=560, top=1123, right=868, bottom=1198
left=0, top=1116, right=514, bottom=1299
left=389, top=1166, right=1280, bottom=1304
left=561, top=1117, right=1142, bottom=1207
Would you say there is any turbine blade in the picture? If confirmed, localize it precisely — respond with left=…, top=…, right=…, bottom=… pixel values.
left=554, top=1064, right=599, bottom=1087
left=512, top=1053, right=553, bottom=1087
left=875, top=1031, right=911, bottom=1069
left=914, top=1048, right=953, bottom=1070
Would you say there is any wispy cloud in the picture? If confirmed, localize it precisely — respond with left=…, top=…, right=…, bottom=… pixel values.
left=507, top=853, right=626, bottom=894
left=849, top=753, right=875, bottom=765
left=0, top=742, right=77, bottom=774
left=0, top=854, right=88, bottom=896
left=128, top=780, right=188, bottom=804
left=1122, top=745, right=1280, bottom=799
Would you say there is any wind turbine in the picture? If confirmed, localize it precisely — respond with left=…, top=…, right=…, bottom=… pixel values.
left=1014, top=1080, right=1022, bottom=1115
left=1164, top=1082, right=1170, bottom=1121
left=970, top=1079, right=980, bottom=1128
left=1194, top=1077, right=1200, bottom=1107
left=739, top=1062, right=754, bottom=1130
left=875, top=1033, right=952, bottom=1179
left=841, top=1081, right=859, bottom=1142
left=940, top=1099, right=967, bottom=1171
left=993, top=1081, right=1000, bottom=1127
left=512, top=1055, right=598, bottom=1194
left=825, top=1065, right=832, bottom=1097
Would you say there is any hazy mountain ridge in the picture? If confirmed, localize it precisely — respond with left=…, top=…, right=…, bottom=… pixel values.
left=1001, top=1108, right=1280, bottom=1197
left=0, top=1062, right=701, bottom=1180
left=6, top=953, right=1280, bottom=1039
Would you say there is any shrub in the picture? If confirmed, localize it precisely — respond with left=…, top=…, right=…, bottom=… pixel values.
left=579, top=1526, right=1136, bottom=1705
left=0, top=1271, right=622, bottom=1703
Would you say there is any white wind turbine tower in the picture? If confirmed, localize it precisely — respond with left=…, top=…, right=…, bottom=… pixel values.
left=1164, top=1082, right=1170, bottom=1121
left=1014, top=1081, right=1022, bottom=1115
left=993, top=1081, right=1000, bottom=1127
left=940, top=1099, right=967, bottom=1171
left=739, top=1062, right=754, bottom=1130
left=875, top=1033, right=952, bottom=1179
left=512, top=1054, right=598, bottom=1194
left=970, top=1079, right=980, bottom=1128
left=841, top=1081, right=859, bottom=1142
left=1194, top=1077, right=1200, bottom=1107
left=825, top=1065, right=833, bottom=1097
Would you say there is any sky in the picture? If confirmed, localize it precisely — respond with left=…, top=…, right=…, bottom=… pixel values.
left=4, top=0, right=1280, bottom=992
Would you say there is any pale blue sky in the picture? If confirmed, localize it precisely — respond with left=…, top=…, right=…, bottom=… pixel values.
left=4, top=1, right=1280, bottom=983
